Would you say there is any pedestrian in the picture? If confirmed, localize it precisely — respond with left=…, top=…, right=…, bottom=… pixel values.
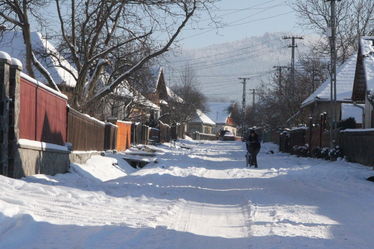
left=246, top=129, right=261, bottom=168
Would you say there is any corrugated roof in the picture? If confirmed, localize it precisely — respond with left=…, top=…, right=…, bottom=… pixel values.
left=301, top=54, right=357, bottom=108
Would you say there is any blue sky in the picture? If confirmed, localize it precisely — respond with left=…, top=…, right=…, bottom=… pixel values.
left=178, top=0, right=303, bottom=49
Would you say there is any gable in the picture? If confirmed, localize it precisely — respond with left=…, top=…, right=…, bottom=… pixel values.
left=352, top=43, right=366, bottom=102
left=156, top=68, right=168, bottom=100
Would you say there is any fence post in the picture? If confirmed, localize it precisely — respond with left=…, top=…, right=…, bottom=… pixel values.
left=0, top=51, right=11, bottom=176
left=7, top=58, right=22, bottom=177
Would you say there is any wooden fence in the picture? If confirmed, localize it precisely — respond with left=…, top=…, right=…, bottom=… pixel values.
left=159, top=121, right=171, bottom=143
left=104, top=122, right=117, bottom=151
left=67, top=107, right=105, bottom=151
left=19, top=74, right=67, bottom=146
left=339, top=129, right=374, bottom=166
left=116, top=121, right=132, bottom=151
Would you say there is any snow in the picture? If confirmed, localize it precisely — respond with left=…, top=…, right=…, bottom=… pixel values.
left=0, top=31, right=77, bottom=87
left=0, top=51, right=11, bottom=61
left=191, top=109, right=216, bottom=126
left=1, top=141, right=374, bottom=249
left=301, top=54, right=357, bottom=107
left=10, top=57, right=22, bottom=68
left=20, top=72, right=68, bottom=100
left=18, top=139, right=69, bottom=152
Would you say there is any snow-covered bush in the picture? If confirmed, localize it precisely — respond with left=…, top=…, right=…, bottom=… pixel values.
left=291, top=144, right=309, bottom=157
left=310, top=146, right=344, bottom=161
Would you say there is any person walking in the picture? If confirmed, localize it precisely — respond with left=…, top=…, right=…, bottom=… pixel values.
left=246, top=129, right=261, bottom=168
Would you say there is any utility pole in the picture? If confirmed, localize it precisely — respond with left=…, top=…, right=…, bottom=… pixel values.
left=249, top=89, right=256, bottom=109
left=326, top=0, right=340, bottom=147
left=273, top=66, right=290, bottom=91
left=283, top=36, right=303, bottom=93
left=239, top=77, right=250, bottom=135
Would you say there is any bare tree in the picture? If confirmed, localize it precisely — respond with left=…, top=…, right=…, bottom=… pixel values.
left=169, top=64, right=207, bottom=123
left=50, top=0, right=216, bottom=114
left=253, top=54, right=329, bottom=129
left=0, top=0, right=60, bottom=91
left=292, top=0, right=374, bottom=62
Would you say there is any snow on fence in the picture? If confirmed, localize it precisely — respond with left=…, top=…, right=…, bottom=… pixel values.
left=104, top=122, right=117, bottom=151
left=67, top=107, right=105, bottom=151
left=159, top=121, right=171, bottom=143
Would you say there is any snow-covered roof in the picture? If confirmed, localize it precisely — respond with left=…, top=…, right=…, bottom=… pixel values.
left=113, top=84, right=160, bottom=110
left=301, top=54, right=357, bottom=108
left=191, top=109, right=216, bottom=126
left=341, top=103, right=364, bottom=123
left=166, top=86, right=184, bottom=103
left=205, top=102, right=231, bottom=124
left=0, top=31, right=77, bottom=87
left=360, top=37, right=374, bottom=91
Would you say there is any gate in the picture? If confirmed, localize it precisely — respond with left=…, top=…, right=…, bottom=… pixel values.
left=0, top=53, right=10, bottom=176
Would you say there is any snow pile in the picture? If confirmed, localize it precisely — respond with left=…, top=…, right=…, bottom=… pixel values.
left=0, top=141, right=374, bottom=248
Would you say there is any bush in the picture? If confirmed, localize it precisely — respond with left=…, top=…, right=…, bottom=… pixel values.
left=310, top=146, right=344, bottom=161
left=337, top=117, right=356, bottom=130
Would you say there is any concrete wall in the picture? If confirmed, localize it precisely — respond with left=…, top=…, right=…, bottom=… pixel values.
left=11, top=143, right=70, bottom=178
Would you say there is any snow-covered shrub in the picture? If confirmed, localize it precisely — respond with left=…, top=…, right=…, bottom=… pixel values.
left=291, top=144, right=309, bottom=157
left=310, top=146, right=344, bottom=161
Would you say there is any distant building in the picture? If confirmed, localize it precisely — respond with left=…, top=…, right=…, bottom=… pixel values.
left=206, top=102, right=237, bottom=136
left=187, top=109, right=216, bottom=134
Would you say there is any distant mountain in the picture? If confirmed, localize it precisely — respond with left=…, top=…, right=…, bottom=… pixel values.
left=161, top=32, right=318, bottom=103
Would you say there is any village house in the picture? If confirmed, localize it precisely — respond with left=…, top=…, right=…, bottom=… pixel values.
left=351, top=37, right=374, bottom=128
left=206, top=102, right=237, bottom=136
left=301, top=54, right=364, bottom=127
left=187, top=109, right=216, bottom=135
left=0, top=31, right=160, bottom=123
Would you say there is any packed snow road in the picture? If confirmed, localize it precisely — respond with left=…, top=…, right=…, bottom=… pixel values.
left=0, top=140, right=373, bottom=249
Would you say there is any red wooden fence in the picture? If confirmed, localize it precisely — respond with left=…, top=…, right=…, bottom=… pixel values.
left=19, top=74, right=67, bottom=146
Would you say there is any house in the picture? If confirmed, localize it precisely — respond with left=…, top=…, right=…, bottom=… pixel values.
left=148, top=67, right=184, bottom=124
left=352, top=37, right=374, bottom=128
left=301, top=54, right=363, bottom=126
left=0, top=31, right=159, bottom=123
left=206, top=102, right=237, bottom=136
left=0, top=31, right=77, bottom=88
left=187, top=109, right=216, bottom=134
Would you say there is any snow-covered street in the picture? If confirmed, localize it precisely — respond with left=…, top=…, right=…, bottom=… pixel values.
left=1, top=140, right=374, bottom=249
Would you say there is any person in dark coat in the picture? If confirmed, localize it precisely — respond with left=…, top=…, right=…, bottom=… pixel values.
left=246, top=129, right=261, bottom=168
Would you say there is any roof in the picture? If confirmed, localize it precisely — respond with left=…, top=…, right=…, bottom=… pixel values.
left=360, top=37, right=374, bottom=91
left=190, top=109, right=216, bottom=126
left=0, top=31, right=77, bottom=87
left=301, top=54, right=357, bottom=108
left=114, top=85, right=160, bottom=110
left=205, top=102, right=231, bottom=124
